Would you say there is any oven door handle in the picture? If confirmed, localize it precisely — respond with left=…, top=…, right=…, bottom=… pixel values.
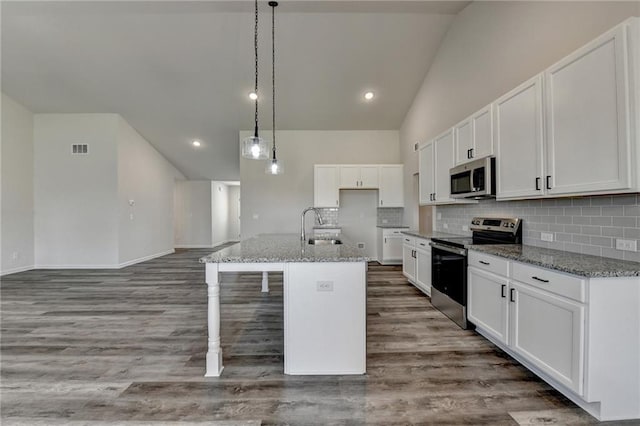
left=429, top=242, right=467, bottom=256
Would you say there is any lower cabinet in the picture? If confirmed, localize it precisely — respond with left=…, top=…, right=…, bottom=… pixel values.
left=378, top=228, right=406, bottom=265
left=402, top=238, right=416, bottom=283
left=415, top=243, right=431, bottom=295
left=467, top=267, right=509, bottom=344
left=510, top=281, right=584, bottom=395
left=467, top=251, right=640, bottom=421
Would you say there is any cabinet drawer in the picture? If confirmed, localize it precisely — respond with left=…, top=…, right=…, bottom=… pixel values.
left=468, top=251, right=509, bottom=277
left=512, top=262, right=585, bottom=303
left=402, top=236, right=415, bottom=247
left=415, top=238, right=430, bottom=250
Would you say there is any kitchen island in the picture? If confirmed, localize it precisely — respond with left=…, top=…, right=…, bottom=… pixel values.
left=199, top=234, right=368, bottom=377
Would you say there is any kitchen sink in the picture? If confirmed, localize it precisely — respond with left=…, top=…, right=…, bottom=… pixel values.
left=308, top=238, right=343, bottom=245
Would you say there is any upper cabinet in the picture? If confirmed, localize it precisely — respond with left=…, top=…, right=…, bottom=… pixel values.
left=454, top=105, right=494, bottom=166
left=544, top=23, right=633, bottom=196
left=315, top=164, right=404, bottom=207
left=419, top=130, right=476, bottom=206
left=339, top=165, right=379, bottom=189
left=314, top=165, right=340, bottom=207
left=495, top=75, right=545, bottom=199
left=495, top=18, right=638, bottom=200
left=379, top=165, right=404, bottom=207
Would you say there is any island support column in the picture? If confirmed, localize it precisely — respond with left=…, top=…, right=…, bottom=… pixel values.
left=205, top=263, right=224, bottom=376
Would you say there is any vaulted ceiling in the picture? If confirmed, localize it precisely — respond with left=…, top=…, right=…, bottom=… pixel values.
left=2, top=1, right=469, bottom=180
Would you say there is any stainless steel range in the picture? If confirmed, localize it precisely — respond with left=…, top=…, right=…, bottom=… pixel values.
left=430, top=217, right=522, bottom=329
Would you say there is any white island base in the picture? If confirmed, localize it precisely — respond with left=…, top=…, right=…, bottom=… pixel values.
left=205, top=261, right=366, bottom=376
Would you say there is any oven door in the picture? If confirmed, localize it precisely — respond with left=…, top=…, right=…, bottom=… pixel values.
left=431, top=243, right=467, bottom=306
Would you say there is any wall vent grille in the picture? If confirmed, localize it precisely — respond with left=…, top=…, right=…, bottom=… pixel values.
left=71, top=144, right=89, bottom=154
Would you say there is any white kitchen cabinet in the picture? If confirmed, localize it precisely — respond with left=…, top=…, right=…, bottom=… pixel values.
left=454, top=105, right=493, bottom=166
left=467, top=251, right=640, bottom=421
left=495, top=75, right=545, bottom=199
left=544, top=23, right=633, bottom=196
left=434, top=129, right=455, bottom=204
left=377, top=228, right=406, bottom=265
left=339, top=165, right=379, bottom=189
left=414, top=240, right=431, bottom=296
left=510, top=281, right=585, bottom=395
left=467, top=266, right=509, bottom=345
left=402, top=236, right=416, bottom=283
left=418, top=142, right=435, bottom=205
left=314, top=165, right=340, bottom=207
left=379, top=165, right=404, bottom=207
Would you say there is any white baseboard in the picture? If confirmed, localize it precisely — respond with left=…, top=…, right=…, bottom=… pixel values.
left=33, top=249, right=175, bottom=270
left=0, top=264, right=35, bottom=277
left=118, top=249, right=175, bottom=268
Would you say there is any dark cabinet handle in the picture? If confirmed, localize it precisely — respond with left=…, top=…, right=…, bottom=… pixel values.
left=510, top=288, right=516, bottom=303
left=384, top=238, right=387, bottom=244
left=380, top=200, right=384, bottom=206
left=470, top=148, right=474, bottom=158
left=501, top=284, right=506, bottom=298
left=419, top=243, right=426, bottom=247
left=535, top=177, right=541, bottom=191
left=546, top=175, right=552, bottom=190
left=532, top=276, right=549, bottom=283
left=467, top=149, right=471, bottom=159
left=479, top=260, right=490, bottom=265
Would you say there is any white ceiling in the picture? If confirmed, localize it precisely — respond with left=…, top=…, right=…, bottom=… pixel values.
left=1, top=1, right=469, bottom=180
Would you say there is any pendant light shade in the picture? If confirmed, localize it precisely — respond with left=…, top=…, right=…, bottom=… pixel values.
left=265, top=1, right=283, bottom=175
left=242, top=0, right=269, bottom=160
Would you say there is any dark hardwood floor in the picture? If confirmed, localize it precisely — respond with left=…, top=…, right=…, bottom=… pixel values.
left=0, top=249, right=624, bottom=425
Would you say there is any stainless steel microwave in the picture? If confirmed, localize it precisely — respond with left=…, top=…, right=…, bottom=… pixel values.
left=450, top=156, right=496, bottom=199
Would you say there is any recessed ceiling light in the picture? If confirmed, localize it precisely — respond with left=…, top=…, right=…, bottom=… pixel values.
left=249, top=92, right=258, bottom=101
left=364, top=91, right=375, bottom=100
left=192, top=140, right=201, bottom=147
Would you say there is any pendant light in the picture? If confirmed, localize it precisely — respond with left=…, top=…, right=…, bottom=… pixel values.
left=265, top=1, right=284, bottom=175
left=242, top=0, right=269, bottom=160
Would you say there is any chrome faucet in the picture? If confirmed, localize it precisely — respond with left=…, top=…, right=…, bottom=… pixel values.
left=301, top=207, right=324, bottom=241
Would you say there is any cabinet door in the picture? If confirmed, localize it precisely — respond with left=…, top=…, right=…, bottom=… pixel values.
left=510, top=281, right=585, bottom=395
left=339, top=166, right=360, bottom=188
left=545, top=25, right=632, bottom=195
left=379, top=165, right=404, bottom=207
left=434, top=130, right=455, bottom=203
left=472, top=105, right=493, bottom=159
left=495, top=75, right=545, bottom=199
left=383, top=236, right=403, bottom=261
left=418, top=143, right=435, bottom=205
left=402, top=244, right=416, bottom=283
left=359, top=166, right=379, bottom=189
left=467, top=267, right=509, bottom=345
left=454, top=119, right=473, bottom=165
left=415, top=244, right=431, bottom=295
left=314, top=166, right=340, bottom=207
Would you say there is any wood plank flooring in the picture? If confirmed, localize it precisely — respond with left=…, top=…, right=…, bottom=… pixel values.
left=0, top=249, right=630, bottom=425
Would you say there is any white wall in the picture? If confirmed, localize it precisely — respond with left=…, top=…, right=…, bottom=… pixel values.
left=211, top=182, right=230, bottom=245
left=1, top=94, right=35, bottom=275
left=34, top=114, right=120, bottom=267
left=117, top=117, right=183, bottom=265
left=228, top=185, right=241, bottom=241
left=400, top=1, right=640, bottom=227
left=240, top=130, right=400, bottom=239
left=174, top=180, right=213, bottom=248
left=34, top=113, right=183, bottom=268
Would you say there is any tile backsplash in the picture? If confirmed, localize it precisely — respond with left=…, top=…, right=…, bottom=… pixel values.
left=377, top=208, right=404, bottom=226
left=316, top=208, right=339, bottom=226
left=435, top=194, right=640, bottom=262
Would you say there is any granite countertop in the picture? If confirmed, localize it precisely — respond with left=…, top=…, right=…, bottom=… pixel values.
left=313, top=225, right=342, bottom=229
left=377, top=225, right=410, bottom=229
left=401, top=230, right=464, bottom=240
left=199, top=234, right=368, bottom=264
left=469, top=244, right=640, bottom=278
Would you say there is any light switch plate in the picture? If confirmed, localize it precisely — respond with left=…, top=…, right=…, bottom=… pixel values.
left=317, top=281, right=334, bottom=292
left=443, top=223, right=449, bottom=229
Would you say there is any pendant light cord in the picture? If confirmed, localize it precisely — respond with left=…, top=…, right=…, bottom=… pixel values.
left=253, top=0, right=259, bottom=137
left=271, top=1, right=276, bottom=158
